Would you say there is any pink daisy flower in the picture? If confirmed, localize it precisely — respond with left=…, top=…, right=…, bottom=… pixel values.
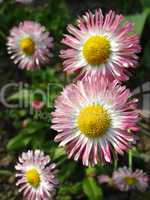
left=7, top=21, right=53, bottom=70
left=15, top=150, right=58, bottom=200
left=31, top=100, right=44, bottom=111
left=60, top=9, right=140, bottom=81
left=112, top=166, right=149, bottom=191
left=51, top=76, right=139, bottom=166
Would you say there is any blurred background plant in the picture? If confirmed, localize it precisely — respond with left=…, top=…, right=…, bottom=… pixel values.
left=0, top=0, right=150, bottom=200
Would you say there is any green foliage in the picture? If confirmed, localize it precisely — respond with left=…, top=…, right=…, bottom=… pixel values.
left=82, top=168, right=103, bottom=200
left=140, top=0, right=150, bottom=8
left=7, top=132, right=32, bottom=150
left=83, top=176, right=103, bottom=200
left=125, top=10, right=149, bottom=35
left=143, top=41, right=150, bottom=69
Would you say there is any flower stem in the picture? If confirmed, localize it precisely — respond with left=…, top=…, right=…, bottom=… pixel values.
left=128, top=149, right=133, bottom=170
left=114, top=159, right=118, bottom=170
left=0, top=30, right=6, bottom=40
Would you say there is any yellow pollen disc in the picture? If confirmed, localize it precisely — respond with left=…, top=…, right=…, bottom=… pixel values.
left=20, top=37, right=35, bottom=55
left=83, top=35, right=111, bottom=65
left=77, top=104, right=111, bottom=138
left=124, top=177, right=138, bottom=185
left=25, top=168, right=40, bottom=188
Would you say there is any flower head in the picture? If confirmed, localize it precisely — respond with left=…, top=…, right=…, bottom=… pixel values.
left=51, top=76, right=139, bottom=166
left=15, top=150, right=58, bottom=200
left=60, top=9, right=140, bottom=81
left=7, top=21, right=53, bottom=70
left=112, top=167, right=149, bottom=191
left=32, top=100, right=44, bottom=111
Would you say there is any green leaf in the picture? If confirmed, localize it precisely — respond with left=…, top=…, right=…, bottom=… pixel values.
left=0, top=169, right=12, bottom=176
left=83, top=176, right=103, bottom=200
left=7, top=133, right=31, bottom=150
left=53, top=147, right=66, bottom=160
left=140, top=0, right=150, bottom=8
left=143, top=41, right=150, bottom=68
left=58, top=162, right=76, bottom=181
left=125, top=10, right=149, bottom=35
left=7, top=89, right=30, bottom=102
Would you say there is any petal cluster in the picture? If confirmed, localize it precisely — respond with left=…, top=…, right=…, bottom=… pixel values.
left=15, top=150, right=58, bottom=200
left=51, top=76, right=139, bottom=166
left=7, top=21, right=53, bottom=70
left=60, top=9, right=140, bottom=81
left=112, top=167, right=149, bottom=191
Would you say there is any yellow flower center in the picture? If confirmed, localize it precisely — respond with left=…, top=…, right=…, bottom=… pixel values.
left=77, top=104, right=111, bottom=138
left=25, top=168, right=40, bottom=188
left=124, top=176, right=138, bottom=185
left=20, top=37, right=35, bottom=55
left=83, top=35, right=111, bottom=65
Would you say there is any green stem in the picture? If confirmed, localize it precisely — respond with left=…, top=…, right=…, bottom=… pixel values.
left=0, top=169, right=13, bottom=176
left=114, top=159, right=118, bottom=170
left=128, top=149, right=133, bottom=170
left=0, top=30, right=6, bottom=40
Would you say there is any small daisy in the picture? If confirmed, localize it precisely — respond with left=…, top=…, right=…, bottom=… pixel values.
left=15, top=150, right=58, bottom=200
left=60, top=9, right=140, bottom=81
left=112, top=166, right=149, bottom=191
left=7, top=21, right=53, bottom=70
left=51, top=76, right=139, bottom=166
left=32, top=100, right=44, bottom=111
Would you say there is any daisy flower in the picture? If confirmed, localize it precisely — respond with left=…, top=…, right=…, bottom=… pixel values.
left=15, top=150, right=58, bottom=200
left=7, top=21, right=53, bottom=70
left=51, top=76, right=139, bottom=166
left=60, top=9, right=140, bottom=81
left=112, top=166, right=149, bottom=191
left=31, top=100, right=44, bottom=111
